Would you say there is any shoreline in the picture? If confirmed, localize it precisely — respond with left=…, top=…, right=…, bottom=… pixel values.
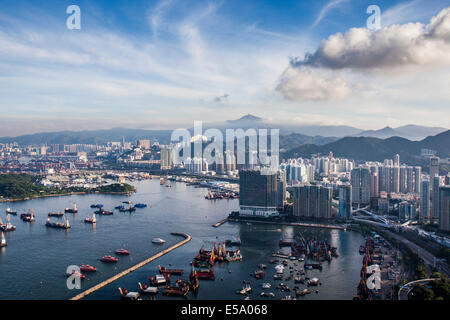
left=0, top=191, right=134, bottom=203
left=227, top=217, right=347, bottom=230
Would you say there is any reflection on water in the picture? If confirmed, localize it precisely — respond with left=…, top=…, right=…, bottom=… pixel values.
left=0, top=179, right=363, bottom=300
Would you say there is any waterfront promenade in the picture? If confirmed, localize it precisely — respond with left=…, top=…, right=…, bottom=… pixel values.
left=70, top=232, right=192, bottom=300
left=227, top=218, right=346, bottom=230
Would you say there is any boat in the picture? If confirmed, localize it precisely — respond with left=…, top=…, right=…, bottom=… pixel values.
left=305, top=263, right=322, bottom=270
left=163, top=279, right=190, bottom=297
left=191, top=267, right=215, bottom=280
left=254, top=270, right=265, bottom=279
left=45, top=217, right=70, bottom=229
left=275, top=264, right=284, bottom=274
left=152, top=238, right=166, bottom=244
left=158, top=265, right=184, bottom=275
left=273, top=274, right=283, bottom=280
left=100, top=255, right=118, bottom=263
left=298, top=257, right=305, bottom=262
left=260, top=292, right=275, bottom=298
left=5, top=208, right=17, bottom=215
left=95, top=209, right=113, bottom=215
left=90, top=204, right=103, bottom=208
left=84, top=214, right=96, bottom=224
left=0, top=232, right=6, bottom=247
left=48, top=212, right=64, bottom=217
left=67, top=270, right=85, bottom=279
left=65, top=203, right=78, bottom=213
left=0, top=217, right=16, bottom=232
left=20, top=210, right=35, bottom=222
left=119, top=206, right=136, bottom=212
left=80, top=264, right=96, bottom=272
left=150, top=274, right=170, bottom=286
left=294, top=276, right=304, bottom=284
left=138, top=282, right=158, bottom=295
left=307, top=277, right=320, bottom=286
left=160, top=178, right=165, bottom=185
left=296, top=288, right=311, bottom=296
left=115, top=249, right=130, bottom=255
left=115, top=205, right=125, bottom=210
left=118, top=288, right=141, bottom=300
left=262, top=283, right=271, bottom=289
left=236, top=282, right=252, bottom=295
left=134, top=203, right=147, bottom=208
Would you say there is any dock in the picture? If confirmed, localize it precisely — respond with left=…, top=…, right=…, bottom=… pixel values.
left=212, top=218, right=228, bottom=228
left=69, top=232, right=192, bottom=300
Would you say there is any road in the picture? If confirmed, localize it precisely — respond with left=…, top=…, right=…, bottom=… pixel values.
left=398, top=278, right=440, bottom=300
left=385, top=230, right=450, bottom=277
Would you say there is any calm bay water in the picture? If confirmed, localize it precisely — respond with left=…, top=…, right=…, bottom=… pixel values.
left=0, top=179, right=364, bottom=300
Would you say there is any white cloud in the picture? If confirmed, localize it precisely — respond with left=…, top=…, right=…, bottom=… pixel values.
left=293, top=6, right=450, bottom=69
left=276, top=67, right=351, bottom=101
left=311, top=0, right=350, bottom=28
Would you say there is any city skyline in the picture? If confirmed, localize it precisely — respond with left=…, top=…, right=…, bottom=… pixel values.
left=1, top=0, right=450, bottom=136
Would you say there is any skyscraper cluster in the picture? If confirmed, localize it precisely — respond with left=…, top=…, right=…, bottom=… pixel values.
left=291, top=185, right=332, bottom=219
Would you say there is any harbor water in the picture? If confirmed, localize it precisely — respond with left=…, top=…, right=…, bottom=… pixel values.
left=0, top=179, right=364, bottom=300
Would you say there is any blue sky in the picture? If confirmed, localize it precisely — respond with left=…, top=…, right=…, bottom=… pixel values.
left=0, top=0, right=449, bottom=135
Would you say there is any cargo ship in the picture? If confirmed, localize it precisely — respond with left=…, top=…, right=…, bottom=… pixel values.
left=48, top=212, right=64, bottom=217
left=158, top=265, right=184, bottom=275
left=20, top=210, right=35, bottom=222
left=162, top=279, right=190, bottom=297
left=150, top=274, right=170, bottom=286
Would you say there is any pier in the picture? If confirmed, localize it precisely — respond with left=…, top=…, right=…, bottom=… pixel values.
left=212, top=218, right=228, bottom=228
left=70, top=232, right=192, bottom=300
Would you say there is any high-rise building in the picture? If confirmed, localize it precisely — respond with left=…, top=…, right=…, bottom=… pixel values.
left=239, top=169, right=278, bottom=217
left=339, top=185, right=352, bottom=220
left=137, top=139, right=151, bottom=150
left=370, top=172, right=379, bottom=198
left=431, top=176, right=442, bottom=222
left=351, top=168, right=371, bottom=205
left=292, top=185, right=332, bottom=219
left=160, top=148, right=173, bottom=170
left=277, top=170, right=287, bottom=209
left=429, top=157, right=439, bottom=192
left=394, top=154, right=400, bottom=167
left=420, top=180, right=430, bottom=223
left=439, top=186, right=450, bottom=231
left=414, top=166, right=422, bottom=193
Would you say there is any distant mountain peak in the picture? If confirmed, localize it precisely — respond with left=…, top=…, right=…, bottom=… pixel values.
left=227, top=114, right=263, bottom=123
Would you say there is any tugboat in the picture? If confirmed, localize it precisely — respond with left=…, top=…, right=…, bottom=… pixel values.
left=118, top=288, right=141, bottom=300
left=100, top=255, right=118, bottom=263
left=84, top=214, right=96, bottom=224
left=158, top=265, right=184, bottom=275
left=80, top=264, right=97, bottom=272
left=65, top=203, right=78, bottom=214
left=48, top=212, right=64, bottom=217
left=0, top=232, right=6, bottom=247
left=20, top=210, right=35, bottom=222
left=138, top=282, right=158, bottom=295
left=5, top=208, right=17, bottom=215
left=45, top=217, right=70, bottom=229
left=115, top=249, right=130, bottom=255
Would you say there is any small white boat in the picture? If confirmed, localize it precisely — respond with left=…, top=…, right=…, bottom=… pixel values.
left=275, top=264, right=284, bottom=274
left=152, top=238, right=166, bottom=244
left=262, top=283, right=271, bottom=289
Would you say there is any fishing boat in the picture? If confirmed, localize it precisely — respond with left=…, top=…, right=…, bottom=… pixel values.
left=48, top=212, right=64, bottom=217
left=152, top=238, right=166, bottom=244
left=67, top=270, right=85, bottom=279
left=0, top=232, right=6, bottom=247
left=158, top=265, right=184, bottom=275
left=138, top=282, right=158, bottom=295
left=45, top=217, right=70, bottom=229
left=84, top=214, right=96, bottom=224
left=134, top=203, right=147, bottom=208
left=20, top=210, right=35, bottom=222
left=236, top=282, right=252, bottom=295
left=95, top=209, right=113, bottom=215
left=118, top=288, right=141, bottom=300
left=115, top=249, right=130, bottom=255
left=65, top=203, right=78, bottom=213
left=5, top=208, right=17, bottom=215
left=80, top=264, right=96, bottom=272
left=100, top=255, right=118, bottom=263
left=150, top=274, right=170, bottom=286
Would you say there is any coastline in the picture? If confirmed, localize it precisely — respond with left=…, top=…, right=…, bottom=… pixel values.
left=0, top=190, right=134, bottom=203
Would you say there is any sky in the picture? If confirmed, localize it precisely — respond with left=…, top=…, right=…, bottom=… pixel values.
left=0, top=0, right=449, bottom=136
